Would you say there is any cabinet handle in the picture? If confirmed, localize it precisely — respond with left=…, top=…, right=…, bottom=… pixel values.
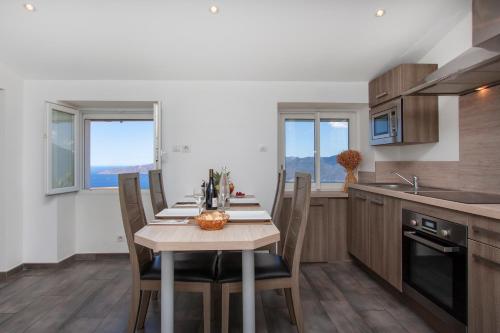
left=376, top=91, right=388, bottom=99
left=355, top=194, right=367, bottom=200
left=472, top=225, right=500, bottom=236
left=473, top=254, right=500, bottom=268
left=370, top=198, right=384, bottom=206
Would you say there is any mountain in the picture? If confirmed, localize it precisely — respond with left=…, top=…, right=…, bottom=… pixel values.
left=285, top=155, right=346, bottom=183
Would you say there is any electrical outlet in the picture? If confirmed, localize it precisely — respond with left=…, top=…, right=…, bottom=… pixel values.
left=259, top=144, right=268, bottom=152
left=117, top=235, right=124, bottom=242
left=182, top=145, right=191, bottom=153
left=173, top=145, right=181, bottom=152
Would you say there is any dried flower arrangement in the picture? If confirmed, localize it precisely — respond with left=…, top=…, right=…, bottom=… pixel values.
left=337, top=150, right=362, bottom=192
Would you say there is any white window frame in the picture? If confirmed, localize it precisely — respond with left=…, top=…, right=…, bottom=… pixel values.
left=278, top=109, right=359, bottom=191
left=80, top=111, right=155, bottom=190
left=45, top=102, right=80, bottom=195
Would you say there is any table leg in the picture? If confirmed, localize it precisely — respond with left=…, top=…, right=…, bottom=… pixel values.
left=242, top=250, right=255, bottom=333
left=161, top=251, right=174, bottom=333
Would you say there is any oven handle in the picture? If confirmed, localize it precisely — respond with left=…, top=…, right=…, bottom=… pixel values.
left=403, top=231, right=460, bottom=253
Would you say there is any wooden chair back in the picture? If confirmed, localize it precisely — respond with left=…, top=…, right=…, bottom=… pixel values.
left=149, top=169, right=168, bottom=215
left=281, top=172, right=311, bottom=278
left=271, top=167, right=286, bottom=225
left=119, top=173, right=153, bottom=279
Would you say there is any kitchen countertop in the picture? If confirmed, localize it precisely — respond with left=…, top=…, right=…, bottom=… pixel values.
left=350, top=183, right=500, bottom=221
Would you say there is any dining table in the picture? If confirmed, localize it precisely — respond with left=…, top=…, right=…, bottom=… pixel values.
left=134, top=196, right=280, bottom=333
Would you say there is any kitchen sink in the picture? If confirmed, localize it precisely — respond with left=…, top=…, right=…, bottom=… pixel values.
left=365, top=183, right=449, bottom=192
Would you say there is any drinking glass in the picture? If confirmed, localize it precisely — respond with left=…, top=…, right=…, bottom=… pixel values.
left=193, top=187, right=205, bottom=215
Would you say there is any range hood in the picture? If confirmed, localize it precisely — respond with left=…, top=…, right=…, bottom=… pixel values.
left=405, top=0, right=500, bottom=96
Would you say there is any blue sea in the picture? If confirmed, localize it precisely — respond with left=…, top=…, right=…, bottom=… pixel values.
left=90, top=166, right=150, bottom=189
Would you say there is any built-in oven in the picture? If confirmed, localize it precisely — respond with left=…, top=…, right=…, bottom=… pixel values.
left=402, top=210, right=467, bottom=333
left=370, top=98, right=402, bottom=145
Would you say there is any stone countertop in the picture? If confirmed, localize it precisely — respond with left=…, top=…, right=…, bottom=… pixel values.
left=350, top=183, right=500, bottom=221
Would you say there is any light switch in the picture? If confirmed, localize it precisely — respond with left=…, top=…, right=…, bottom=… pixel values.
left=173, top=145, right=181, bottom=152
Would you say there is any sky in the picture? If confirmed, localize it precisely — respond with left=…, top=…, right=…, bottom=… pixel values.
left=90, top=120, right=154, bottom=166
left=285, top=119, right=349, bottom=158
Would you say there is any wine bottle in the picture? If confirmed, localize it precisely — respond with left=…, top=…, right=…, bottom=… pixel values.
left=206, top=169, right=217, bottom=210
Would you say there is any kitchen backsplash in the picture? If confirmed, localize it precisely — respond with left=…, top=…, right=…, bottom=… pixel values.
left=365, top=84, right=500, bottom=194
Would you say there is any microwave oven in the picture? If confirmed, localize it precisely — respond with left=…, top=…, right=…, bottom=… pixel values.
left=370, top=98, right=402, bottom=145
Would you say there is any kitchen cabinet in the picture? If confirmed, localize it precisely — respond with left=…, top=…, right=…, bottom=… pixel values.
left=348, top=189, right=402, bottom=290
left=281, top=195, right=348, bottom=263
left=468, top=239, right=500, bottom=333
left=368, top=64, right=437, bottom=108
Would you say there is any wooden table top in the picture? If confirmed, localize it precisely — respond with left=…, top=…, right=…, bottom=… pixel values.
left=134, top=199, right=280, bottom=252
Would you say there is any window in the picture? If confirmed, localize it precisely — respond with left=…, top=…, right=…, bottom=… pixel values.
left=279, top=110, right=357, bottom=190
left=46, top=103, right=79, bottom=195
left=83, top=115, right=155, bottom=190
left=45, top=101, right=162, bottom=195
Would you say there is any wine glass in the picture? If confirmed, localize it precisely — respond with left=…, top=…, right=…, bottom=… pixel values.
left=193, top=187, right=205, bottom=215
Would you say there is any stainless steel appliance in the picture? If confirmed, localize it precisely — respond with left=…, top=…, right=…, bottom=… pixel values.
left=405, top=0, right=500, bottom=96
left=370, top=98, right=402, bottom=145
left=402, top=210, right=467, bottom=333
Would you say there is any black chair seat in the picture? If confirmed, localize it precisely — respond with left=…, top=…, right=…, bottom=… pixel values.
left=217, top=252, right=291, bottom=283
left=141, top=252, right=218, bottom=283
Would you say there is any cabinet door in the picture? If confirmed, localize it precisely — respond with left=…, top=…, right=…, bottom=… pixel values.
left=382, top=197, right=402, bottom=291
left=368, top=195, right=385, bottom=276
left=301, top=198, right=329, bottom=262
left=468, top=239, right=500, bottom=333
left=348, top=191, right=370, bottom=265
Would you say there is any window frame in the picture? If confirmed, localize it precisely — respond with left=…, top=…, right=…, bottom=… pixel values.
left=81, top=112, right=155, bottom=190
left=45, top=103, right=80, bottom=195
left=278, top=109, right=358, bottom=191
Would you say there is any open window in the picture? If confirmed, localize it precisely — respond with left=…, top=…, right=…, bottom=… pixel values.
left=45, top=101, right=163, bottom=195
left=45, top=103, right=80, bottom=195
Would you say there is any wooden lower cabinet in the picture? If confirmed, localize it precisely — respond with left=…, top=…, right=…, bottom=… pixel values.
left=468, top=239, right=500, bottom=333
left=347, top=189, right=402, bottom=291
left=281, top=196, right=348, bottom=263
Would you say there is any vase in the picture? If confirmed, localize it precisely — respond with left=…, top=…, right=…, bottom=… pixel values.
left=343, top=169, right=358, bottom=192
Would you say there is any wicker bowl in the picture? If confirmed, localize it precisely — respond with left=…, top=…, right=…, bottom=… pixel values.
left=195, top=211, right=229, bottom=231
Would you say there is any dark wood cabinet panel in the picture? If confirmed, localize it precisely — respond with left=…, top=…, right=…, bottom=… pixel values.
left=301, top=198, right=329, bottom=262
left=368, top=64, right=437, bottom=108
left=347, top=190, right=370, bottom=266
left=469, top=215, right=500, bottom=248
left=328, top=198, right=349, bottom=262
left=348, top=190, right=402, bottom=291
left=281, top=196, right=348, bottom=263
left=468, top=239, right=500, bottom=333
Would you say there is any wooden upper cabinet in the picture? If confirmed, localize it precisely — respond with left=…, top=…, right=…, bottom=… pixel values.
left=369, top=64, right=438, bottom=108
left=468, top=239, right=500, bottom=333
left=473, top=0, right=500, bottom=47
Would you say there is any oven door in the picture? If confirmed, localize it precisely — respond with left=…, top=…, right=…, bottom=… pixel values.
left=403, top=229, right=467, bottom=326
left=370, top=99, right=402, bottom=145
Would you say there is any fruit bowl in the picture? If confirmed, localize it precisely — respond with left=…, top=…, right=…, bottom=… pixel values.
left=195, top=211, right=229, bottom=231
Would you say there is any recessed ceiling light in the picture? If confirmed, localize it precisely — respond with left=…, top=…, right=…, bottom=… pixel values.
left=475, top=85, right=488, bottom=91
left=375, top=9, right=385, bottom=17
left=23, top=3, right=36, bottom=12
left=209, top=5, right=219, bottom=14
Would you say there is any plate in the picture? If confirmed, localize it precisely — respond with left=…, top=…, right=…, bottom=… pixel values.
left=227, top=210, right=271, bottom=221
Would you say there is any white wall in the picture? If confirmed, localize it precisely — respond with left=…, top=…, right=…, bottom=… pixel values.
left=0, top=62, right=24, bottom=271
left=22, top=80, right=367, bottom=259
left=359, top=12, right=473, bottom=171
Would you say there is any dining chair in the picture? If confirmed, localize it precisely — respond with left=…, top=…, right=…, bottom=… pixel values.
left=148, top=169, right=168, bottom=215
left=217, top=172, right=311, bottom=333
left=257, top=167, right=286, bottom=253
left=119, top=173, right=217, bottom=333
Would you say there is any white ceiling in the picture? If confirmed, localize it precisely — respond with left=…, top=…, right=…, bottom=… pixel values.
left=0, top=0, right=470, bottom=81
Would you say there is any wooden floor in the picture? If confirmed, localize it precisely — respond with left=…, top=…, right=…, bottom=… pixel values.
left=0, top=257, right=436, bottom=333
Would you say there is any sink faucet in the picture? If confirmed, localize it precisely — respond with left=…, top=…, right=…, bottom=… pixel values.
left=391, top=170, right=419, bottom=191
